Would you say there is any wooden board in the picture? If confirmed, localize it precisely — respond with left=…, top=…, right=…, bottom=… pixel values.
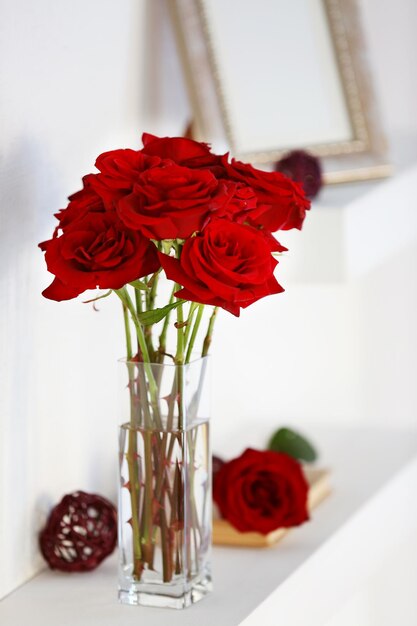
left=213, top=467, right=331, bottom=547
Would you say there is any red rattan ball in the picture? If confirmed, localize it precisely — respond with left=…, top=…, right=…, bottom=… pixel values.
left=275, top=149, right=323, bottom=199
left=212, top=454, right=225, bottom=479
left=39, top=491, right=117, bottom=572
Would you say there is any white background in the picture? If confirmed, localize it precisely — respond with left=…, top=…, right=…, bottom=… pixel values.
left=1, top=0, right=417, bottom=601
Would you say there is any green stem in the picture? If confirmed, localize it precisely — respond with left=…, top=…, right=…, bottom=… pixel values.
left=202, top=306, right=218, bottom=357
left=116, top=290, right=153, bottom=372
left=122, top=304, right=133, bottom=360
left=140, top=429, right=154, bottom=567
left=158, top=286, right=176, bottom=363
left=175, top=294, right=185, bottom=366
left=174, top=287, right=186, bottom=429
left=134, top=287, right=143, bottom=358
left=121, top=302, right=143, bottom=578
left=135, top=285, right=155, bottom=361
left=159, top=505, right=173, bottom=582
left=122, top=300, right=137, bottom=425
left=115, top=288, right=161, bottom=428
left=145, top=276, right=151, bottom=311
left=134, top=288, right=143, bottom=314
left=146, top=272, right=159, bottom=361
left=187, top=429, right=202, bottom=553
left=126, top=436, right=143, bottom=578
left=185, top=304, right=204, bottom=364
left=183, top=302, right=198, bottom=349
left=149, top=270, right=160, bottom=309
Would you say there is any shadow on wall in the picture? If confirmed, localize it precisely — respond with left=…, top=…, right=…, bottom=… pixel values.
left=1, top=137, right=124, bottom=599
left=141, top=0, right=190, bottom=135
left=0, top=138, right=62, bottom=597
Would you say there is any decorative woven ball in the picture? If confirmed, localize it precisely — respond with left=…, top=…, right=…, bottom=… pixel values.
left=275, top=149, right=323, bottom=199
left=39, top=491, right=117, bottom=572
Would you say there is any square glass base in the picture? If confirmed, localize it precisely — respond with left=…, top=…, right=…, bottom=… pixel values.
left=118, top=573, right=212, bottom=610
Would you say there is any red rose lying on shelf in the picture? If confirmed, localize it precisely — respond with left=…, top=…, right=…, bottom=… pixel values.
left=213, top=449, right=309, bottom=534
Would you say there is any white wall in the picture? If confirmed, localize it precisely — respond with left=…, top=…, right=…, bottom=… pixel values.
left=211, top=165, right=417, bottom=455
left=1, top=0, right=416, bottom=600
left=360, top=0, right=417, bottom=138
left=0, top=0, right=151, bottom=600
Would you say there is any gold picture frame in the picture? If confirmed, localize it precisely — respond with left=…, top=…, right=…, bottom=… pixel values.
left=170, top=0, right=391, bottom=183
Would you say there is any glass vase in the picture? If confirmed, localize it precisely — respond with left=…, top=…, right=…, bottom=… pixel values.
left=117, top=357, right=212, bottom=609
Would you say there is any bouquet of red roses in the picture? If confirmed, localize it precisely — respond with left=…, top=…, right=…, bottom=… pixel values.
left=40, top=132, right=309, bottom=319
left=39, top=133, right=310, bottom=605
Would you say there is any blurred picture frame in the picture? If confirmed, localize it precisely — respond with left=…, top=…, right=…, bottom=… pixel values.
left=170, top=0, right=392, bottom=183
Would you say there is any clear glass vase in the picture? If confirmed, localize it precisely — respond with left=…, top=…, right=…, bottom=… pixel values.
left=118, top=357, right=212, bottom=609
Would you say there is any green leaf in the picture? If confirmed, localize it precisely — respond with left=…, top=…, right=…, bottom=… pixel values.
left=161, top=240, right=175, bottom=255
left=147, top=269, right=161, bottom=288
left=82, top=290, right=112, bottom=304
left=129, top=280, right=149, bottom=291
left=267, top=427, right=318, bottom=462
left=137, top=300, right=184, bottom=326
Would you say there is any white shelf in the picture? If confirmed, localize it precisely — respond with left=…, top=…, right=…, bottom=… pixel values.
left=1, top=427, right=416, bottom=626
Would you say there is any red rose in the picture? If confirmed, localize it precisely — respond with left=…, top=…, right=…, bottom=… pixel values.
left=57, top=148, right=164, bottom=221
left=91, top=149, right=162, bottom=209
left=117, top=162, right=224, bottom=240
left=215, top=181, right=258, bottom=223
left=213, top=182, right=288, bottom=253
left=213, top=449, right=309, bottom=534
left=221, top=156, right=311, bottom=232
left=142, top=133, right=223, bottom=171
left=40, top=212, right=159, bottom=301
left=52, top=176, right=108, bottom=235
left=158, top=219, right=283, bottom=316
